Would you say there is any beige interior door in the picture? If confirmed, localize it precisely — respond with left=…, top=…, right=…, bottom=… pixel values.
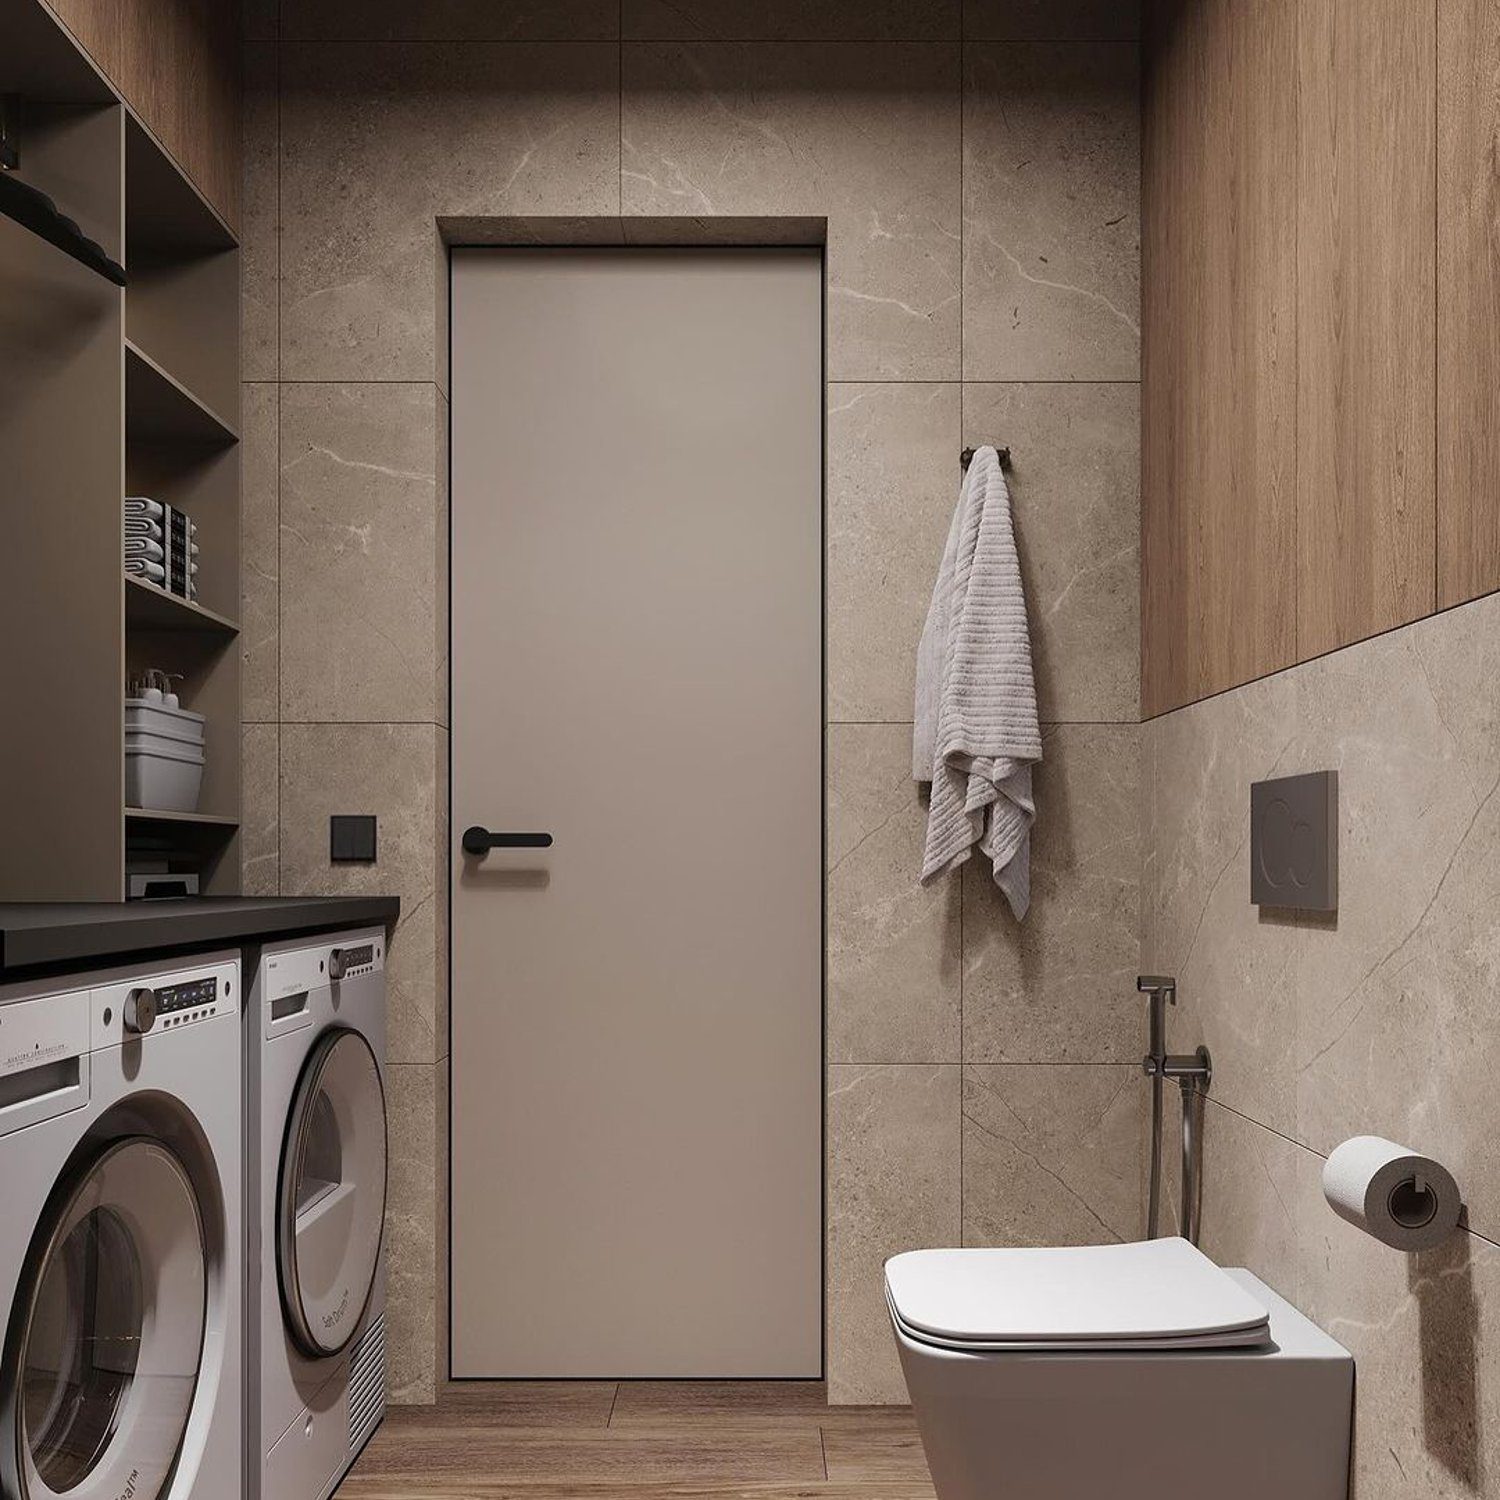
left=450, top=248, right=823, bottom=1377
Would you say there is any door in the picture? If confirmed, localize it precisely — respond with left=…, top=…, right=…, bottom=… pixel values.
left=277, top=1027, right=387, bottom=1359
left=450, top=248, right=823, bottom=1377
left=3, top=1138, right=207, bottom=1500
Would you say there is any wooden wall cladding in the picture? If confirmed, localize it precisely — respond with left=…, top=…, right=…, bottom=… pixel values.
left=1142, top=0, right=1298, bottom=716
left=1144, top=0, right=1445, bottom=716
left=43, top=0, right=240, bottom=232
left=1438, top=0, right=1500, bottom=608
left=1297, top=0, right=1435, bottom=660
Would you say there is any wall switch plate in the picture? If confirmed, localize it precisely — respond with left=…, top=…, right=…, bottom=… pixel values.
left=329, top=814, right=377, bottom=863
left=1250, top=771, right=1337, bottom=911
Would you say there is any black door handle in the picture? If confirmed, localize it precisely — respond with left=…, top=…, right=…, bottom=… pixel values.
left=462, top=826, right=553, bottom=856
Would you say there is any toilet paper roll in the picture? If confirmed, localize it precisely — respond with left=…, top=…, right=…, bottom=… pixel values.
left=1322, top=1136, right=1461, bottom=1252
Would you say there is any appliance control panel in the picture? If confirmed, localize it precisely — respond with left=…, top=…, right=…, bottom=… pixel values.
left=93, top=954, right=239, bottom=1046
left=261, top=927, right=386, bottom=1005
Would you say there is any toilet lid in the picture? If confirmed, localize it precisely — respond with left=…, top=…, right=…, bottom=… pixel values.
left=885, top=1238, right=1272, bottom=1350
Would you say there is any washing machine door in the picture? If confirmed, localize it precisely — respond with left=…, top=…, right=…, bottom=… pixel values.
left=278, top=1025, right=388, bottom=1358
left=2, top=1136, right=207, bottom=1500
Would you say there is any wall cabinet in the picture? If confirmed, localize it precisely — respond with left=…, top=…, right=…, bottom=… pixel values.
left=1143, top=0, right=1496, bottom=715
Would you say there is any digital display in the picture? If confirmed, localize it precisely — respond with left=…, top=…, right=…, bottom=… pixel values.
left=341, top=945, right=375, bottom=970
left=157, top=976, right=218, bottom=1014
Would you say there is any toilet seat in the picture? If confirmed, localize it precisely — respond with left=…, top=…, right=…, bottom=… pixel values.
left=885, top=1237, right=1272, bottom=1352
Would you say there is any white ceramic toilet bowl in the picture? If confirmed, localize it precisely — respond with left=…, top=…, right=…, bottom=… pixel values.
left=888, top=1237, right=1352, bottom=1500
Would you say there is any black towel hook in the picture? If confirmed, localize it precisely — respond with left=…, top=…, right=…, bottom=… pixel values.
left=960, top=446, right=1011, bottom=471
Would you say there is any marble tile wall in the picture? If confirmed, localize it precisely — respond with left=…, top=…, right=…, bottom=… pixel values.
left=1142, top=588, right=1500, bottom=1497
left=243, top=0, right=1141, bottom=1406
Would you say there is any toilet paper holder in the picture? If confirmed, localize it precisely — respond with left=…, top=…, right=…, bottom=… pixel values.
left=1323, top=1136, right=1463, bottom=1252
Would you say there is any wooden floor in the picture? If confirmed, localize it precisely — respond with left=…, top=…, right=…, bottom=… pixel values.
left=337, top=1381, right=937, bottom=1499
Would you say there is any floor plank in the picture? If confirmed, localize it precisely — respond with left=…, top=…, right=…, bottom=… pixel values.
left=338, top=1382, right=936, bottom=1500
left=609, top=1382, right=832, bottom=1427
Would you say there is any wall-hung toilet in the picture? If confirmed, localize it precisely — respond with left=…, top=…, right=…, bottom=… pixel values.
left=888, top=1237, right=1352, bottom=1500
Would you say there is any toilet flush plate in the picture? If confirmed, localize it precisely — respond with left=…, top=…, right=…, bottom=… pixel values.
left=1250, top=770, right=1337, bottom=912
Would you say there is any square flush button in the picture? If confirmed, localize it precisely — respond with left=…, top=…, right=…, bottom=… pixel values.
left=1250, top=771, right=1337, bottom=911
left=329, top=814, right=377, bottom=863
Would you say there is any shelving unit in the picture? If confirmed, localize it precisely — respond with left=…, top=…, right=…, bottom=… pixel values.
left=0, top=0, right=241, bottom=900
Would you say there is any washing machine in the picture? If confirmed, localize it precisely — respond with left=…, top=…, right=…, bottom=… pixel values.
left=0, top=949, right=242, bottom=1500
left=246, top=928, right=388, bottom=1500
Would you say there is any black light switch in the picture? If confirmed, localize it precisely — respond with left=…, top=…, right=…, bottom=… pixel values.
left=330, top=815, right=378, bottom=863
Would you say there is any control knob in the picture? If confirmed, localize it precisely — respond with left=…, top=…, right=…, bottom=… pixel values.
left=124, top=987, right=158, bottom=1034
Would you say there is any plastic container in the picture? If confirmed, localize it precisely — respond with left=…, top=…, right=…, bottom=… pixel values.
left=125, top=742, right=204, bottom=813
left=125, top=698, right=205, bottom=741
left=126, top=726, right=204, bottom=754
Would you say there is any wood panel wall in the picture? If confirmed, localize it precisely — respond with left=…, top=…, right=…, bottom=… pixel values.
left=1438, top=0, right=1500, bottom=607
left=1142, top=0, right=1494, bottom=715
left=42, top=0, right=240, bottom=231
left=1142, top=0, right=1298, bottom=715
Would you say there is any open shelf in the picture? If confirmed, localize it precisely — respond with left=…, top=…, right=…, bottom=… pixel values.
left=0, top=0, right=241, bottom=901
left=125, top=114, right=235, bottom=256
left=125, top=338, right=238, bottom=446
left=126, top=807, right=240, bottom=828
left=125, top=576, right=238, bottom=635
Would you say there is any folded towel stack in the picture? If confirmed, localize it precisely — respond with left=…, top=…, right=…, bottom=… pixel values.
left=124, top=497, right=199, bottom=600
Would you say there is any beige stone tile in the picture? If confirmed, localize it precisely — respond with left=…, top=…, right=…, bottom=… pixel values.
left=963, top=382, right=1138, bottom=722
left=963, top=724, right=1140, bottom=1063
left=827, top=1065, right=960, bottom=1403
left=242, top=43, right=278, bottom=380
left=241, top=723, right=279, bottom=898
left=962, top=42, right=1139, bottom=379
left=1290, top=619, right=1500, bottom=1243
left=623, top=1, right=959, bottom=39
left=386, top=1062, right=438, bottom=1404
left=828, top=725, right=961, bottom=1064
left=1195, top=1099, right=1308, bottom=1300
left=962, top=1063, right=1146, bottom=1245
left=1139, top=669, right=1301, bottom=1134
left=280, top=724, right=441, bottom=1066
left=241, top=382, right=279, bottom=722
left=1409, top=591, right=1500, bottom=806
left=279, top=383, right=440, bottom=723
left=282, top=1, right=618, bottom=39
left=280, top=43, right=619, bottom=382
left=963, top=0, right=1139, bottom=39
left=622, top=43, right=961, bottom=380
left=827, top=383, right=959, bottom=723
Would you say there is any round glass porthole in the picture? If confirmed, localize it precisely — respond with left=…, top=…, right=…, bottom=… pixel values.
left=278, top=1027, right=387, bottom=1358
left=6, top=1137, right=206, bottom=1500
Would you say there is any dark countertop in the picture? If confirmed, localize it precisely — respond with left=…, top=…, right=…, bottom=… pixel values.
left=0, top=896, right=401, bottom=978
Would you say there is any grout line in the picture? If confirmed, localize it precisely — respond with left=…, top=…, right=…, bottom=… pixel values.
left=265, top=376, right=1144, bottom=387
left=619, top=0, right=624, bottom=215
left=607, top=1383, right=620, bottom=1427
left=819, top=1423, right=828, bottom=1482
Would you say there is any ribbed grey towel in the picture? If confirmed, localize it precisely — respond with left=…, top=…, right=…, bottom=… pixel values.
left=124, top=537, right=164, bottom=560
left=125, top=558, right=166, bottom=583
left=913, top=446, right=1041, bottom=919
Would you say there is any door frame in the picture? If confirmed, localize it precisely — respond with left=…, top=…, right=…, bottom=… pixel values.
left=442, top=227, right=828, bottom=1381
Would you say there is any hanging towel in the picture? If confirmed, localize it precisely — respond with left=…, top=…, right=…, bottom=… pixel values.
left=913, top=445, right=1041, bottom=919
